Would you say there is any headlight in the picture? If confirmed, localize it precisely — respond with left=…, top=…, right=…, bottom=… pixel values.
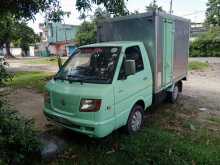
left=80, top=99, right=102, bottom=112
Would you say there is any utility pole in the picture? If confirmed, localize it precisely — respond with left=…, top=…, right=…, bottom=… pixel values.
left=169, top=0, right=173, bottom=14
left=152, top=0, right=157, bottom=12
left=153, top=0, right=157, bottom=7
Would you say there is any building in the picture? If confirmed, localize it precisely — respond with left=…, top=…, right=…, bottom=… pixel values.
left=36, top=22, right=79, bottom=56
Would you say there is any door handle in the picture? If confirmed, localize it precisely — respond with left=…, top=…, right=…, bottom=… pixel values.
left=143, top=77, right=148, bottom=81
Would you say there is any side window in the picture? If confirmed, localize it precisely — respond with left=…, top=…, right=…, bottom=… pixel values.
left=118, top=46, right=144, bottom=80
left=125, top=46, right=144, bottom=72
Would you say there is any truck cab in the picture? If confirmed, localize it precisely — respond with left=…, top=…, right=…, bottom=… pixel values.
left=44, top=41, right=153, bottom=138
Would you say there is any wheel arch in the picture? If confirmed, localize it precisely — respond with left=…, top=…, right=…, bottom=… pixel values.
left=124, top=99, right=145, bottom=134
left=126, top=98, right=145, bottom=122
left=135, top=100, right=145, bottom=110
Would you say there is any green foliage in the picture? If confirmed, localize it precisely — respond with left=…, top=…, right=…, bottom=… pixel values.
left=0, top=15, right=17, bottom=55
left=0, top=100, right=40, bottom=164
left=205, top=0, right=220, bottom=26
left=75, top=7, right=111, bottom=46
left=76, top=0, right=129, bottom=17
left=0, top=15, right=39, bottom=57
left=190, top=27, right=220, bottom=57
left=188, top=61, right=209, bottom=70
left=53, top=127, right=220, bottom=165
left=14, top=22, right=40, bottom=56
left=0, top=65, right=41, bottom=164
left=0, top=0, right=64, bottom=21
left=93, top=7, right=111, bottom=21
left=146, top=2, right=164, bottom=12
left=75, top=21, right=97, bottom=46
left=0, top=61, right=12, bottom=86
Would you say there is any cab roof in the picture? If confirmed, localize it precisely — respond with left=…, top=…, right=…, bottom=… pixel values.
left=79, top=41, right=143, bottom=48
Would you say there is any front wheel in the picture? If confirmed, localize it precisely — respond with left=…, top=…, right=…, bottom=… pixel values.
left=125, top=105, right=144, bottom=134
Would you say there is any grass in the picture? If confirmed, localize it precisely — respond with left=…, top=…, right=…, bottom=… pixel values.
left=5, top=67, right=220, bottom=164
left=48, top=100, right=220, bottom=165
left=49, top=126, right=220, bottom=165
left=7, top=71, right=53, bottom=92
left=208, top=117, right=220, bottom=124
left=188, top=61, right=209, bottom=70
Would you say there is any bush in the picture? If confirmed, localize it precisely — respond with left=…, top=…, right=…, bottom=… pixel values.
left=190, top=27, right=220, bottom=57
left=0, top=99, right=40, bottom=164
left=190, top=39, right=220, bottom=57
left=0, top=66, right=40, bottom=164
left=0, top=62, right=12, bottom=86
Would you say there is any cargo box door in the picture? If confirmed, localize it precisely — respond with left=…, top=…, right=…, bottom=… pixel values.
left=162, top=18, right=174, bottom=86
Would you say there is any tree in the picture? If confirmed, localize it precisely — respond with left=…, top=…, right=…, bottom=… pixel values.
left=75, top=8, right=111, bottom=46
left=0, top=0, right=67, bottom=57
left=0, top=0, right=65, bottom=21
left=205, top=0, right=220, bottom=26
left=75, top=21, right=97, bottom=46
left=14, top=23, right=40, bottom=56
left=76, top=0, right=129, bottom=17
left=0, top=15, right=39, bottom=58
left=146, top=2, right=164, bottom=12
left=0, top=15, right=17, bottom=58
left=93, top=8, right=111, bottom=21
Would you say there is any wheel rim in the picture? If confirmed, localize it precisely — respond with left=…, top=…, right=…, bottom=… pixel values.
left=173, top=86, right=179, bottom=100
left=131, top=110, right=142, bottom=132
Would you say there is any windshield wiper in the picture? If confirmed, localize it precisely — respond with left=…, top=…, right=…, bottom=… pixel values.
left=67, top=75, right=86, bottom=84
left=54, top=76, right=67, bottom=81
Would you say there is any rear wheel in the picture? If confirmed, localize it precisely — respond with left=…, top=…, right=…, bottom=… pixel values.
left=125, top=105, right=144, bottom=134
left=168, top=85, right=179, bottom=103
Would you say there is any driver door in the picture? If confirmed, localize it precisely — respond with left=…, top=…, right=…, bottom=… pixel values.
left=114, top=46, right=149, bottom=128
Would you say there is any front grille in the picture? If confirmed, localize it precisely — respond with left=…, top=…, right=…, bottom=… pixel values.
left=45, top=113, right=80, bottom=129
left=51, top=92, right=80, bottom=115
left=45, top=113, right=94, bottom=132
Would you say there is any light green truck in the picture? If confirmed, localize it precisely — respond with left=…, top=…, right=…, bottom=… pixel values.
left=43, top=12, right=190, bottom=138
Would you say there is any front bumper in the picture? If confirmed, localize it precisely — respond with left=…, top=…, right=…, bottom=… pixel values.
left=43, top=107, right=115, bottom=138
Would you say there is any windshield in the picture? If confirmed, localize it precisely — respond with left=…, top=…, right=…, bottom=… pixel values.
left=55, top=46, right=121, bottom=84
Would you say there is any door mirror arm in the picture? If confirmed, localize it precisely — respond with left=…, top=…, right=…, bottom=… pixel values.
left=57, top=55, right=62, bottom=69
left=119, top=74, right=127, bottom=80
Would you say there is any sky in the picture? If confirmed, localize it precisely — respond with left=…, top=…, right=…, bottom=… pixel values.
left=28, top=0, right=208, bottom=33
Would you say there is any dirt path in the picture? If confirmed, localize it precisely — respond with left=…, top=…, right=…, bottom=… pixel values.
left=6, top=89, right=51, bottom=130
left=184, top=63, right=220, bottom=110
left=7, top=57, right=59, bottom=73
left=6, top=61, right=220, bottom=132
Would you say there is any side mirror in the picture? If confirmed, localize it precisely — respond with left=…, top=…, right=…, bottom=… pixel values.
left=57, top=55, right=62, bottom=69
left=125, top=60, right=136, bottom=76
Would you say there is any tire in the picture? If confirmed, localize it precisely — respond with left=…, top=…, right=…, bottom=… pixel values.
left=125, top=105, right=144, bottom=134
left=168, top=85, right=179, bottom=103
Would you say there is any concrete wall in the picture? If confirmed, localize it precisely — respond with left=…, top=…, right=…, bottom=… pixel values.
left=3, top=48, right=22, bottom=56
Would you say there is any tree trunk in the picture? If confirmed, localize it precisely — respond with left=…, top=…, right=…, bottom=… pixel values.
left=5, top=41, right=15, bottom=58
left=22, top=50, right=28, bottom=57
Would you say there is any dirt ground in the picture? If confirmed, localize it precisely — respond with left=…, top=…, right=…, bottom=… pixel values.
left=5, top=58, right=220, bottom=132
